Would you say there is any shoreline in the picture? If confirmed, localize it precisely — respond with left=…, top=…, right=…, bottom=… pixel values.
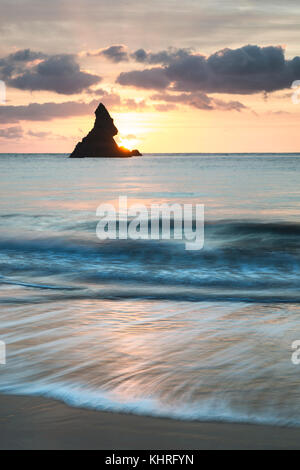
left=1, top=394, right=300, bottom=449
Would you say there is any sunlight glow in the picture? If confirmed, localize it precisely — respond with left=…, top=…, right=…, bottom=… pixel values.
left=118, top=138, right=137, bottom=151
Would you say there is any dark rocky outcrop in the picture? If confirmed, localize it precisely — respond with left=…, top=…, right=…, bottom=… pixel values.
left=70, top=103, right=142, bottom=158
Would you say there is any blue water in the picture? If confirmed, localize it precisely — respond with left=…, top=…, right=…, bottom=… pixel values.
left=1, top=153, right=300, bottom=426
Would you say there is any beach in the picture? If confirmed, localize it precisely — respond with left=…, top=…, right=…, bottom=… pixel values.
left=1, top=393, right=300, bottom=450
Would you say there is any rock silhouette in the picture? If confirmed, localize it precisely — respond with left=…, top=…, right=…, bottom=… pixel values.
left=70, top=103, right=142, bottom=158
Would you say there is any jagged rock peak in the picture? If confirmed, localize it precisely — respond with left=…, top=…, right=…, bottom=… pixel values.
left=70, top=103, right=142, bottom=158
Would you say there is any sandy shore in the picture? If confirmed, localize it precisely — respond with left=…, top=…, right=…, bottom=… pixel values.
left=0, top=394, right=300, bottom=450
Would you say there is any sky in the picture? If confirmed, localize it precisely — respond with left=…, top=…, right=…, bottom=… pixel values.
left=0, top=0, right=300, bottom=153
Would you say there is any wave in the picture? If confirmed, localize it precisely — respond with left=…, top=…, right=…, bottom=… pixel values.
left=1, top=220, right=300, bottom=260
left=1, top=382, right=300, bottom=428
left=0, top=220, right=300, bottom=303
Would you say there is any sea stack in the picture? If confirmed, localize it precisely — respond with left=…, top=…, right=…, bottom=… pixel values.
left=70, top=103, right=142, bottom=158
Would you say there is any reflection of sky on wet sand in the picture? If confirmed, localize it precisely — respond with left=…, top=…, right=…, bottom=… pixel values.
left=1, top=296, right=300, bottom=422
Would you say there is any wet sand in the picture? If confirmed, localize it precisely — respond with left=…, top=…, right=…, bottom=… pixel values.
left=0, top=394, right=300, bottom=450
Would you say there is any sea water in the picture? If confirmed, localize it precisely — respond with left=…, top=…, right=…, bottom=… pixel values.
left=1, top=153, right=300, bottom=426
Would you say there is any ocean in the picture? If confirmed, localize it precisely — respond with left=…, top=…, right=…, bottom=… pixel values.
left=1, top=153, right=300, bottom=426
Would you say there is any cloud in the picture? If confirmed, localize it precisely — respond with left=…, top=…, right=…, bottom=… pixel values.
left=87, top=89, right=147, bottom=111
left=0, top=49, right=47, bottom=81
left=151, top=92, right=213, bottom=110
left=0, top=124, right=75, bottom=142
left=85, top=89, right=146, bottom=110
left=151, top=92, right=246, bottom=111
left=27, top=130, right=52, bottom=138
left=100, top=93, right=122, bottom=108
left=0, top=50, right=101, bottom=94
left=131, top=47, right=191, bottom=65
left=124, top=98, right=147, bottom=110
left=154, top=103, right=177, bottom=112
left=87, top=45, right=129, bottom=63
left=85, top=87, right=108, bottom=96
left=0, top=93, right=149, bottom=124
left=0, top=100, right=100, bottom=124
left=117, top=67, right=171, bottom=90
left=121, top=134, right=137, bottom=140
left=267, top=110, right=291, bottom=115
left=6, top=49, right=46, bottom=62
left=1, top=0, right=300, bottom=65
left=26, top=129, right=70, bottom=140
left=86, top=45, right=191, bottom=65
left=117, top=44, right=300, bottom=95
left=85, top=88, right=123, bottom=108
left=0, top=125, right=23, bottom=139
left=212, top=98, right=247, bottom=112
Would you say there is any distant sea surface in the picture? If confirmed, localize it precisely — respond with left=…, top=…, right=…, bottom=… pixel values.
left=1, top=153, right=300, bottom=426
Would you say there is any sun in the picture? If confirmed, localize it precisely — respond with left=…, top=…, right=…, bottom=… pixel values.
left=119, top=139, right=132, bottom=150
left=118, top=137, right=138, bottom=151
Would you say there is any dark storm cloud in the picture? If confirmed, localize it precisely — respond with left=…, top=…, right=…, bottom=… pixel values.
left=117, top=45, right=300, bottom=95
left=0, top=50, right=102, bottom=94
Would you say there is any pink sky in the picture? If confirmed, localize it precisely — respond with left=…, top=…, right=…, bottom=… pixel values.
left=0, top=0, right=300, bottom=153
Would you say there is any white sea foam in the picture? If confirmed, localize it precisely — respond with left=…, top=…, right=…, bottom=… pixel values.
left=1, top=382, right=300, bottom=428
